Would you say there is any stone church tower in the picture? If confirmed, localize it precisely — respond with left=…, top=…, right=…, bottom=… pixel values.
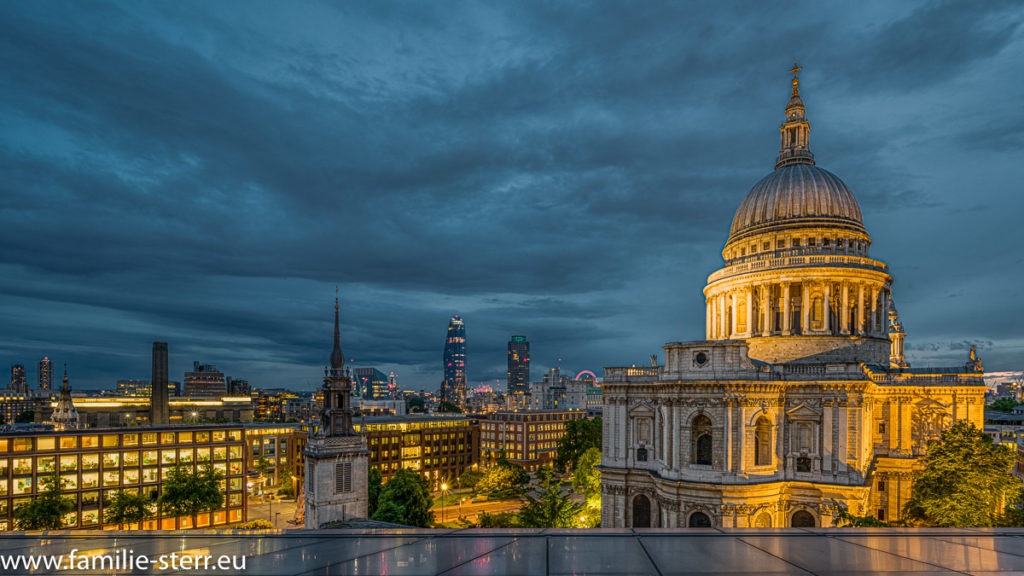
left=304, top=296, right=369, bottom=528
left=600, top=65, right=986, bottom=529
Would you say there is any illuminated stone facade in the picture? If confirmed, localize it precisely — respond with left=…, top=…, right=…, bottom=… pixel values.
left=600, top=66, right=986, bottom=529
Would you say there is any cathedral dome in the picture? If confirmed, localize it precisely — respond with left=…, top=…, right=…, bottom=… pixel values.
left=727, top=163, right=865, bottom=242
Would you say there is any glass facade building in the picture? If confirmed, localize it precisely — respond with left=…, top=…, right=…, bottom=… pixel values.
left=355, top=415, right=479, bottom=490
left=441, top=316, right=467, bottom=408
left=507, top=335, right=530, bottom=397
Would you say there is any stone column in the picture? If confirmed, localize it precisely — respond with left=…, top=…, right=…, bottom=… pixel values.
left=802, top=282, right=810, bottom=333
left=706, top=299, right=712, bottom=340
left=841, top=283, right=850, bottom=334
left=730, top=292, right=738, bottom=337
left=671, top=402, right=680, bottom=470
left=746, top=286, right=754, bottom=337
left=823, top=282, right=831, bottom=334
left=870, top=286, right=879, bottom=335
left=761, top=285, right=771, bottom=336
left=719, top=294, right=727, bottom=340
left=782, top=283, right=791, bottom=335
left=837, top=403, right=848, bottom=472
left=822, top=401, right=833, bottom=472
left=856, top=283, right=865, bottom=336
left=725, top=401, right=733, bottom=473
left=737, top=405, right=746, bottom=475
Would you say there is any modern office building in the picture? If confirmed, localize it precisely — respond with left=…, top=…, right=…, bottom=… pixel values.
left=226, top=377, right=251, bottom=396
left=37, top=358, right=53, bottom=391
left=0, top=425, right=248, bottom=530
left=8, top=365, right=26, bottom=394
left=355, top=414, right=479, bottom=489
left=245, top=424, right=306, bottom=496
left=441, top=316, right=467, bottom=408
left=40, top=396, right=255, bottom=428
left=115, top=379, right=180, bottom=398
left=183, top=362, right=227, bottom=397
left=507, top=336, right=530, bottom=397
left=352, top=367, right=388, bottom=400
left=480, top=410, right=585, bottom=471
left=253, top=388, right=302, bottom=422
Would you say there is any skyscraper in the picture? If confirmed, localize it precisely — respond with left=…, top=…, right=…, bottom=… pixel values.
left=37, top=357, right=53, bottom=391
left=352, top=367, right=388, bottom=400
left=441, top=316, right=467, bottom=408
left=9, top=364, right=26, bottom=393
left=507, top=336, right=530, bottom=396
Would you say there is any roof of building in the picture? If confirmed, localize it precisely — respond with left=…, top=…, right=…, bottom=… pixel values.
left=11, top=528, right=1024, bottom=575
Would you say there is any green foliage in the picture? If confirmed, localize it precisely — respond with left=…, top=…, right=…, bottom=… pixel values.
left=14, top=410, right=35, bottom=424
left=477, top=511, right=519, bottom=528
left=368, top=468, right=383, bottom=516
left=13, top=473, right=75, bottom=530
left=833, top=502, right=892, bottom=527
left=438, top=401, right=463, bottom=413
left=903, top=421, right=1018, bottom=527
left=104, top=490, right=154, bottom=526
left=254, top=457, right=272, bottom=476
left=572, top=447, right=601, bottom=498
left=237, top=519, right=275, bottom=529
left=158, top=464, right=225, bottom=525
left=518, top=466, right=584, bottom=528
left=457, top=469, right=485, bottom=490
left=986, top=397, right=1021, bottom=412
left=278, top=473, right=294, bottom=498
left=555, top=417, right=602, bottom=471
left=371, top=468, right=432, bottom=527
left=476, top=458, right=529, bottom=496
left=407, top=397, right=426, bottom=413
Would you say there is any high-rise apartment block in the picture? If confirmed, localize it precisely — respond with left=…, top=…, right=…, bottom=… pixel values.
left=37, top=357, right=53, bottom=391
left=8, top=365, right=26, bottom=393
left=441, top=316, right=467, bottom=408
left=507, top=336, right=530, bottom=396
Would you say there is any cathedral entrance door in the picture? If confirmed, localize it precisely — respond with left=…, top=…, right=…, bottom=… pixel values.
left=632, top=495, right=651, bottom=528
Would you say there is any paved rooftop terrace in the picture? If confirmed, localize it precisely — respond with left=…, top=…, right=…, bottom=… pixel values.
left=3, top=528, right=1024, bottom=575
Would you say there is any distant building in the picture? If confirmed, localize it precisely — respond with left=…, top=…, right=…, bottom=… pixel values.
left=183, top=362, right=227, bottom=397
left=356, top=399, right=406, bottom=416
left=441, top=316, right=467, bottom=408
left=355, top=414, right=479, bottom=489
left=0, top=390, right=40, bottom=425
left=530, top=367, right=570, bottom=410
left=37, top=357, right=53, bottom=391
left=227, top=377, right=251, bottom=396
left=49, top=365, right=80, bottom=431
left=8, top=365, right=26, bottom=393
left=116, top=379, right=180, bottom=398
left=245, top=423, right=307, bottom=496
left=253, top=388, right=301, bottom=422
left=481, top=410, right=585, bottom=471
left=352, top=367, right=388, bottom=400
left=507, top=336, right=530, bottom=397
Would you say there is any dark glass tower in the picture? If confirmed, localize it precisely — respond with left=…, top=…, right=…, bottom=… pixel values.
left=442, top=316, right=467, bottom=408
left=507, top=335, right=530, bottom=396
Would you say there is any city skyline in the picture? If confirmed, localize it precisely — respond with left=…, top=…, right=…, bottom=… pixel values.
left=2, top=2, right=1023, bottom=390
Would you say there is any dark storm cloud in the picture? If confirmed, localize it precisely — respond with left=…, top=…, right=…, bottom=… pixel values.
left=1, top=0, right=1023, bottom=390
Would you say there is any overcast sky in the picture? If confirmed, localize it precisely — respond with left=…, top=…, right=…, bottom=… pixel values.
left=1, top=1, right=1022, bottom=392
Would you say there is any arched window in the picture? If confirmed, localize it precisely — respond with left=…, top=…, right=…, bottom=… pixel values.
left=636, top=447, right=647, bottom=462
left=791, top=510, right=815, bottom=527
left=632, top=494, right=651, bottom=528
left=688, top=512, right=712, bottom=527
left=692, top=415, right=713, bottom=466
left=754, top=417, right=771, bottom=466
left=754, top=512, right=772, bottom=527
left=811, top=296, right=823, bottom=329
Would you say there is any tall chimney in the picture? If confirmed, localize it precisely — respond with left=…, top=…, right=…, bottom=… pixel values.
left=151, top=342, right=169, bottom=425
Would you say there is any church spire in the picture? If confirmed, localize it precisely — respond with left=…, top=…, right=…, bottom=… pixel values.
left=329, top=287, right=345, bottom=372
left=775, top=62, right=815, bottom=169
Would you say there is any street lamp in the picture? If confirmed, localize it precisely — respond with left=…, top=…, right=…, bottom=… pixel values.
left=440, top=483, right=448, bottom=524
left=459, top=497, right=466, bottom=520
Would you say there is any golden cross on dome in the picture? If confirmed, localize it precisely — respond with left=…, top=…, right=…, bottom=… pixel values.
left=789, top=62, right=802, bottom=96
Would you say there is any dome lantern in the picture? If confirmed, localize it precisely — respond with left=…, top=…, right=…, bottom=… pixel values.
left=776, top=63, right=815, bottom=170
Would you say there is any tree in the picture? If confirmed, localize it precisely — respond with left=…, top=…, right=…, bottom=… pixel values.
left=456, top=469, right=485, bottom=490
left=371, top=468, right=432, bottom=527
left=572, top=447, right=602, bottom=527
left=368, top=468, right=383, bottom=516
left=14, top=410, right=35, bottom=424
left=555, top=417, right=602, bottom=472
left=438, top=401, right=463, bottom=413
left=407, top=397, right=426, bottom=413
left=903, top=421, right=1018, bottom=527
left=518, top=466, right=583, bottom=528
left=278, top=473, right=294, bottom=498
left=14, top=473, right=75, bottom=530
left=105, top=490, right=154, bottom=528
left=159, top=464, right=225, bottom=528
left=986, top=397, right=1020, bottom=412
left=833, top=502, right=891, bottom=527
left=476, top=458, right=528, bottom=496
left=477, top=511, right=519, bottom=528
